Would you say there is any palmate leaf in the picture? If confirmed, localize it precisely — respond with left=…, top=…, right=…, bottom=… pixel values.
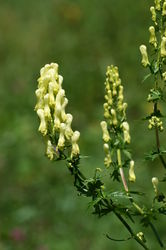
left=109, top=191, right=131, bottom=206
left=145, top=149, right=166, bottom=161
left=145, top=150, right=159, bottom=161
left=111, top=169, right=121, bottom=182
left=147, top=88, right=163, bottom=102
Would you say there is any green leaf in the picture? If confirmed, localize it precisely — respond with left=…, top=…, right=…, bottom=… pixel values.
left=142, top=110, right=164, bottom=120
left=145, top=150, right=159, bottom=161
left=123, top=149, right=132, bottom=160
left=147, top=88, right=163, bottom=102
left=111, top=169, right=121, bottom=182
left=151, top=60, right=159, bottom=74
left=129, top=190, right=145, bottom=196
left=142, top=73, right=151, bottom=83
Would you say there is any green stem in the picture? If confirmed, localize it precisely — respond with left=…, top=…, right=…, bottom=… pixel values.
left=116, top=149, right=164, bottom=247
left=154, top=103, right=166, bottom=169
left=114, top=210, right=149, bottom=250
left=117, top=149, right=129, bottom=192
left=117, top=149, right=145, bottom=214
left=149, top=222, right=164, bottom=248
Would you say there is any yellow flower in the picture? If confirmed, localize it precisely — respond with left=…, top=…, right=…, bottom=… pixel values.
left=139, top=45, right=150, bottom=67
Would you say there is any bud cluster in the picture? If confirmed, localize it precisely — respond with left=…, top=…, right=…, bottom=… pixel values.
left=101, top=65, right=135, bottom=182
left=35, top=63, right=80, bottom=160
left=139, top=1, right=166, bottom=133
left=140, top=1, right=166, bottom=68
left=148, top=115, right=164, bottom=131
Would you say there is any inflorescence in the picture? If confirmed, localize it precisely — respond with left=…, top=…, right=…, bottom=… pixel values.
left=101, top=65, right=136, bottom=182
left=35, top=63, right=80, bottom=161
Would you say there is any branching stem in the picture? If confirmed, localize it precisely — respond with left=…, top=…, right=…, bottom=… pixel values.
left=154, top=103, right=166, bottom=169
left=114, top=210, right=149, bottom=250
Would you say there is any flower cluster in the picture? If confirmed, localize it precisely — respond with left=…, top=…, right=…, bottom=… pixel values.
left=148, top=115, right=164, bottom=131
left=139, top=1, right=166, bottom=132
left=140, top=0, right=166, bottom=68
left=100, top=65, right=136, bottom=182
left=35, top=63, right=80, bottom=160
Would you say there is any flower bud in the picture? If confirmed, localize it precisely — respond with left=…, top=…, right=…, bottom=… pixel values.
left=61, top=97, right=68, bottom=122
left=37, top=109, right=47, bottom=136
left=154, top=0, right=161, bottom=10
left=111, top=109, right=118, bottom=126
left=161, top=37, right=166, bottom=57
left=107, top=90, right=113, bottom=105
left=57, top=123, right=66, bottom=150
left=46, top=140, right=55, bottom=160
left=129, top=160, right=136, bottom=182
left=35, top=88, right=45, bottom=110
left=44, top=94, right=51, bottom=119
left=65, top=114, right=73, bottom=140
left=152, top=177, right=159, bottom=194
left=122, top=122, right=131, bottom=143
left=112, top=83, right=117, bottom=96
left=162, top=1, right=166, bottom=15
left=150, top=6, right=156, bottom=22
left=149, top=26, right=157, bottom=48
left=48, top=82, right=55, bottom=106
left=103, top=144, right=112, bottom=167
left=162, top=71, right=166, bottom=81
left=100, top=121, right=110, bottom=142
left=137, top=232, right=145, bottom=243
left=71, top=131, right=80, bottom=157
left=139, top=45, right=150, bottom=67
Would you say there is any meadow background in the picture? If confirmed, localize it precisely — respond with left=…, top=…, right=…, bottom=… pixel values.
left=0, top=0, right=165, bottom=249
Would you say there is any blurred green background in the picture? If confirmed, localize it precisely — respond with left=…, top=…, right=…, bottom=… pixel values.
left=0, top=0, right=166, bottom=249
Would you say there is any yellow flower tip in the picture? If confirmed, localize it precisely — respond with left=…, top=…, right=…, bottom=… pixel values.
left=40, top=63, right=59, bottom=78
left=137, top=232, right=145, bottom=242
left=122, top=121, right=131, bottom=144
left=100, top=121, right=110, bottom=142
left=111, top=109, right=118, bottom=126
left=46, top=140, right=54, bottom=160
left=148, top=116, right=164, bottom=131
left=35, top=88, right=45, bottom=110
left=57, top=123, right=66, bottom=150
left=71, top=131, right=80, bottom=157
left=44, top=94, right=51, bottom=119
left=48, top=82, right=58, bottom=104
left=37, top=109, right=47, bottom=136
left=162, top=1, right=166, bottom=15
left=152, top=177, right=158, bottom=194
left=149, top=26, right=157, bottom=48
left=154, top=0, right=161, bottom=10
left=129, top=160, right=136, bottom=182
left=104, top=154, right=112, bottom=168
left=65, top=113, right=73, bottom=140
left=103, top=143, right=109, bottom=154
left=162, top=72, right=166, bottom=81
left=139, top=45, right=150, bottom=67
left=161, top=37, right=166, bottom=57
left=150, top=6, right=156, bottom=22
left=96, top=167, right=102, bottom=172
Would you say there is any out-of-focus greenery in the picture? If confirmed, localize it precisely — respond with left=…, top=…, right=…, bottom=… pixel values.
left=0, top=0, right=165, bottom=249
